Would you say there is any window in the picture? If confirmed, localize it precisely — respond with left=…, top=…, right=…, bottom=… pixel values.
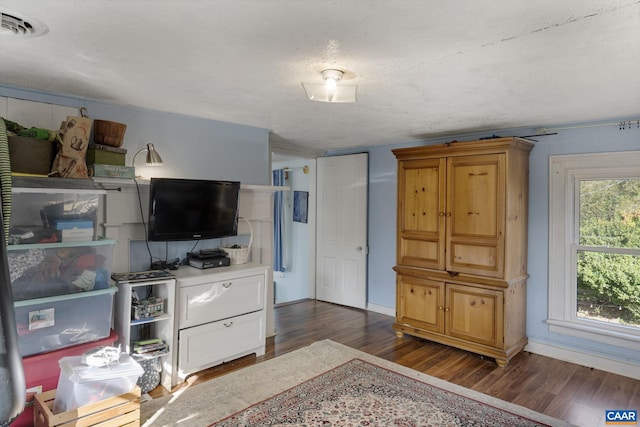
left=548, top=151, right=640, bottom=350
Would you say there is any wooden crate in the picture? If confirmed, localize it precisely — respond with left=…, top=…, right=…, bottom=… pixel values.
left=33, top=386, right=141, bottom=427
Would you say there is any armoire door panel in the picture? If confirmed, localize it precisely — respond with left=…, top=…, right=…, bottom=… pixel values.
left=397, top=158, right=446, bottom=269
left=446, top=284, right=503, bottom=348
left=400, top=236, right=441, bottom=269
left=446, top=154, right=505, bottom=277
left=402, top=167, right=441, bottom=233
left=397, top=276, right=445, bottom=334
left=448, top=240, right=500, bottom=274
left=448, top=158, right=500, bottom=237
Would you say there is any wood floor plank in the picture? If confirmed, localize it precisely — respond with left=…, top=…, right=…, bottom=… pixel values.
left=148, top=300, right=640, bottom=427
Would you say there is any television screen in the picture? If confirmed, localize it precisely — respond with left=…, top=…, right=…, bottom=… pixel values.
left=148, top=178, right=241, bottom=241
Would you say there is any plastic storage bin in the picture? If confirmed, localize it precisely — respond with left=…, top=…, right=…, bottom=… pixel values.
left=52, top=353, right=143, bottom=413
left=13, top=287, right=117, bottom=357
left=9, top=190, right=100, bottom=246
left=8, top=240, right=116, bottom=301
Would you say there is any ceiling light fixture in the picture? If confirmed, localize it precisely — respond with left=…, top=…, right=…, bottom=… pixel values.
left=301, top=69, right=357, bottom=103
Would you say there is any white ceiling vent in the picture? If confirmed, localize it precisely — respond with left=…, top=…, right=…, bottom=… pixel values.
left=1, top=9, right=48, bottom=37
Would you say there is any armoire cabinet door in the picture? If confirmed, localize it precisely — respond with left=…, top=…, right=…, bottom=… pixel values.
left=446, top=154, right=506, bottom=278
left=396, top=274, right=445, bottom=334
left=397, top=158, right=446, bottom=270
left=445, top=283, right=504, bottom=348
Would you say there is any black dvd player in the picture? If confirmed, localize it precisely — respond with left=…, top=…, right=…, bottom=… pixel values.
left=188, top=255, right=231, bottom=269
left=187, top=249, right=228, bottom=260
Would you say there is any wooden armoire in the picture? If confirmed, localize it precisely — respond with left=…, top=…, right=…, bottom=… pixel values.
left=392, top=137, right=534, bottom=366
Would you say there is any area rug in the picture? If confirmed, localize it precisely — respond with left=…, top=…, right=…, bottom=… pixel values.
left=141, top=340, right=575, bottom=427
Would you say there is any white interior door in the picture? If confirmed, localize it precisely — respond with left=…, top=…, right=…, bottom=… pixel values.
left=316, top=153, right=368, bottom=309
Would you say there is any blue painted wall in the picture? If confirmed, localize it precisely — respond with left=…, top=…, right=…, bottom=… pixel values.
left=0, top=85, right=270, bottom=185
left=328, top=120, right=640, bottom=366
left=0, top=85, right=270, bottom=272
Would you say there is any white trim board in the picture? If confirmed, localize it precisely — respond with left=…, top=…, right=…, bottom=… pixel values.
left=367, top=303, right=395, bottom=318
left=525, top=339, right=640, bottom=381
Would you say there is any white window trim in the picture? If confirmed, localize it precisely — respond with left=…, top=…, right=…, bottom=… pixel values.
left=548, top=151, right=640, bottom=351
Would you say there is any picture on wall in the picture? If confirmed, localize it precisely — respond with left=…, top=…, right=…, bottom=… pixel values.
left=293, top=191, right=309, bottom=223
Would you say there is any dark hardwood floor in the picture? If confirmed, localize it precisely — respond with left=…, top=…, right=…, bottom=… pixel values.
left=150, top=300, right=640, bottom=427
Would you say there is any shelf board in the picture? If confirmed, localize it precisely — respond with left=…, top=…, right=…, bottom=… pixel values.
left=12, top=176, right=100, bottom=191
left=7, top=238, right=117, bottom=251
left=130, top=313, right=172, bottom=325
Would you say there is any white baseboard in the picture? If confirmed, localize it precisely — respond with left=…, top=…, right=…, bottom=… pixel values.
left=366, top=303, right=395, bottom=318
left=525, top=339, right=640, bottom=380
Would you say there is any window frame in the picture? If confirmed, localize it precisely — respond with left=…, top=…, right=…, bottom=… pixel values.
left=548, top=151, right=640, bottom=350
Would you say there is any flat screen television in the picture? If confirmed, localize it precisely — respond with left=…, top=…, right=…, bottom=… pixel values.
left=148, top=178, right=241, bottom=241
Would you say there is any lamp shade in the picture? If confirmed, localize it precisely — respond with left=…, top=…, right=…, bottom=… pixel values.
left=144, top=143, right=163, bottom=166
left=131, top=143, right=164, bottom=168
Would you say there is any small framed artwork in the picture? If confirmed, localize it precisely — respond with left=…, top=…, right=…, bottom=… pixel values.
left=293, top=191, right=309, bottom=223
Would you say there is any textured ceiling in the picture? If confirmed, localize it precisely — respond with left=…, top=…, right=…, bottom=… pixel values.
left=1, top=1, right=639, bottom=152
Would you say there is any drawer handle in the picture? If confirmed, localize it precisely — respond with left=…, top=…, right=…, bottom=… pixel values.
left=224, top=321, right=233, bottom=327
left=223, top=282, right=233, bottom=288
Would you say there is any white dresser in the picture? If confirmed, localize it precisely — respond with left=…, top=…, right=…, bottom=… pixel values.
left=172, top=263, right=269, bottom=386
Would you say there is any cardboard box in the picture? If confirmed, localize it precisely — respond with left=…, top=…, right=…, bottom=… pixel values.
left=33, top=386, right=140, bottom=427
left=8, top=136, right=55, bottom=175
left=54, top=219, right=95, bottom=242
left=88, top=164, right=135, bottom=179
left=60, top=228, right=94, bottom=242
left=54, top=220, right=94, bottom=230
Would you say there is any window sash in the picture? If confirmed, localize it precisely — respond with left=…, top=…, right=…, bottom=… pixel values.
left=548, top=151, right=640, bottom=350
left=574, top=244, right=640, bottom=256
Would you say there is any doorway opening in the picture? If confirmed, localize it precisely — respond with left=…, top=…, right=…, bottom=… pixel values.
left=271, top=154, right=317, bottom=305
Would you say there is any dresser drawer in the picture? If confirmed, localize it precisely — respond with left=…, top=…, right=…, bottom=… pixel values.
left=178, top=273, right=265, bottom=328
left=178, top=310, right=265, bottom=374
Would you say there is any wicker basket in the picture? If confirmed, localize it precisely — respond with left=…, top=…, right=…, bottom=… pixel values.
left=93, top=120, right=127, bottom=147
left=223, top=217, right=252, bottom=265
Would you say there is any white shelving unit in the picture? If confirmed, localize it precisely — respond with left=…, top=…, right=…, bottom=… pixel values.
left=113, top=278, right=176, bottom=391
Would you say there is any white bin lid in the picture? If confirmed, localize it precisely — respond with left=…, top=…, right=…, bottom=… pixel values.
left=58, top=353, right=144, bottom=383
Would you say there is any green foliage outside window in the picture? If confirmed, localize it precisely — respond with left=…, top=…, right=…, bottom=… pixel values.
left=577, top=179, right=640, bottom=326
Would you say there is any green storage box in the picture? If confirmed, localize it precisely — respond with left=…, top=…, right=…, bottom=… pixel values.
left=86, top=144, right=127, bottom=166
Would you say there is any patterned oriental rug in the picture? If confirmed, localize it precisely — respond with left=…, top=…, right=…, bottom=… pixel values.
left=141, top=340, right=576, bottom=427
